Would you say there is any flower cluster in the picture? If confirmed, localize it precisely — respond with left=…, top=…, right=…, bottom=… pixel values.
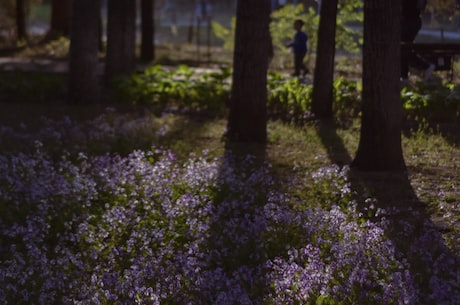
left=0, top=108, right=169, bottom=156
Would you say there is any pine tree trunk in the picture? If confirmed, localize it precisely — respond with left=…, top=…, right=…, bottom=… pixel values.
left=105, top=0, right=136, bottom=80
left=352, top=0, right=406, bottom=171
left=226, top=0, right=271, bottom=143
left=16, top=0, right=27, bottom=42
left=68, top=0, right=101, bottom=104
left=311, top=0, right=338, bottom=118
left=141, top=0, right=155, bottom=62
left=49, top=0, right=71, bottom=37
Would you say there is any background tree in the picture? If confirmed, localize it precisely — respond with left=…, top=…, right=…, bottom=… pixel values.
left=16, top=0, right=28, bottom=42
left=427, top=0, right=458, bottom=20
left=105, top=0, right=136, bottom=80
left=352, top=0, right=406, bottom=171
left=141, top=0, right=155, bottom=62
left=47, top=0, right=71, bottom=39
left=68, top=0, right=101, bottom=104
left=311, top=0, right=338, bottom=118
left=226, top=0, right=271, bottom=142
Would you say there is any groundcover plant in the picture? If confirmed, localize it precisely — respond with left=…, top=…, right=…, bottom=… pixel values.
left=0, top=111, right=458, bottom=305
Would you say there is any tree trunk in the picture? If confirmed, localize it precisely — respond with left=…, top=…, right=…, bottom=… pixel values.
left=311, top=0, right=338, bottom=118
left=105, top=0, right=136, bottom=80
left=140, top=0, right=155, bottom=62
left=226, top=0, right=271, bottom=143
left=16, top=0, right=27, bottom=42
left=352, top=0, right=406, bottom=171
left=49, top=0, right=71, bottom=37
left=68, top=0, right=101, bottom=104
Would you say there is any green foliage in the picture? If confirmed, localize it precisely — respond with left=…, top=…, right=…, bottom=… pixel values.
left=0, top=71, right=66, bottom=103
left=40, top=36, right=70, bottom=57
left=267, top=74, right=363, bottom=124
left=211, top=17, right=236, bottom=51
left=401, top=87, right=429, bottom=110
left=267, top=72, right=313, bottom=122
left=116, top=65, right=363, bottom=124
left=114, top=65, right=232, bottom=113
left=336, top=0, right=364, bottom=53
left=333, top=77, right=362, bottom=121
left=402, top=82, right=460, bottom=121
left=114, top=64, right=460, bottom=125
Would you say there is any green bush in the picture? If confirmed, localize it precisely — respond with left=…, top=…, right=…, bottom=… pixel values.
left=333, top=77, right=362, bottom=121
left=0, top=71, right=66, bottom=103
left=267, top=72, right=313, bottom=122
left=114, top=65, right=231, bottom=113
left=115, top=65, right=459, bottom=124
left=402, top=82, right=460, bottom=121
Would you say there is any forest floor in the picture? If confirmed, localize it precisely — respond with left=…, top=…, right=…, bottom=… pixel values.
left=0, top=42, right=459, bottom=304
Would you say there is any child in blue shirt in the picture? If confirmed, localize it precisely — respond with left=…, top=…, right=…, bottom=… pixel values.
left=287, top=19, right=308, bottom=77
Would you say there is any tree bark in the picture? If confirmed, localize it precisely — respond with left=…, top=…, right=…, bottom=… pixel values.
left=141, top=0, right=155, bottom=62
left=16, top=0, right=27, bottom=42
left=226, top=0, right=271, bottom=143
left=105, top=0, right=136, bottom=80
left=352, top=0, right=406, bottom=171
left=49, top=0, right=72, bottom=37
left=68, top=0, right=101, bottom=104
left=311, top=0, right=338, bottom=118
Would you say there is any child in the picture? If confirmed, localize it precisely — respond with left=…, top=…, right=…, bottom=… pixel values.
left=287, top=19, right=308, bottom=77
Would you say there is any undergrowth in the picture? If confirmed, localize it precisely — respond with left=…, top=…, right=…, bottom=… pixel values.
left=113, top=65, right=460, bottom=126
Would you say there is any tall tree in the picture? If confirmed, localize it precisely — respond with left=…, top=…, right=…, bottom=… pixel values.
left=15, top=0, right=27, bottom=41
left=48, top=0, right=72, bottom=38
left=68, top=0, right=101, bottom=104
left=311, top=0, right=338, bottom=118
left=105, top=0, right=136, bottom=80
left=140, top=0, right=155, bottom=62
left=226, top=0, right=271, bottom=142
left=352, top=0, right=406, bottom=171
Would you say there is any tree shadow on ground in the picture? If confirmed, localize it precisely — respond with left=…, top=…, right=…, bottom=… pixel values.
left=316, top=118, right=460, bottom=304
left=196, top=140, right=269, bottom=303
left=437, top=121, right=460, bottom=147
left=315, top=118, right=353, bottom=166
left=150, top=110, right=226, bottom=158
left=159, top=119, right=273, bottom=302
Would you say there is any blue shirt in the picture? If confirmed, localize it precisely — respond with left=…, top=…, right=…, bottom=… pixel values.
left=293, top=30, right=308, bottom=53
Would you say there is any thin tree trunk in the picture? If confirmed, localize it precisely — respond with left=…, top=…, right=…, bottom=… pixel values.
left=352, top=0, right=406, bottom=171
left=311, top=0, right=338, bottom=118
left=141, top=0, right=155, bottom=62
left=68, top=0, right=101, bottom=104
left=226, top=0, right=271, bottom=143
left=49, top=0, right=71, bottom=37
left=105, top=0, right=136, bottom=80
left=16, top=0, right=27, bottom=42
